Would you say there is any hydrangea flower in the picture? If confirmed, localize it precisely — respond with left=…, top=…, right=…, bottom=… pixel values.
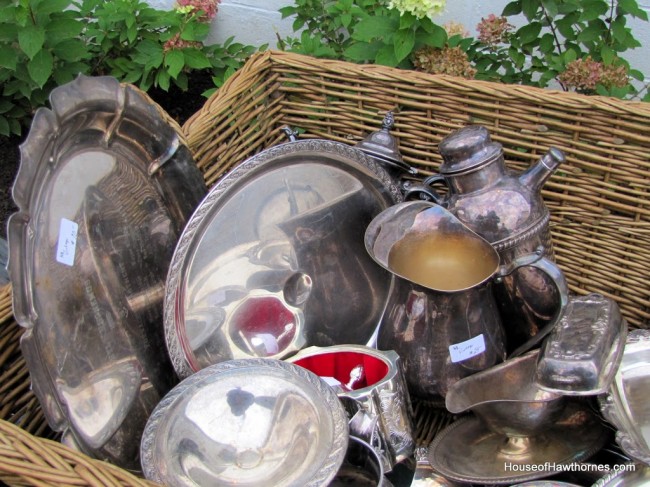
left=413, top=46, right=476, bottom=78
left=163, top=33, right=202, bottom=52
left=444, top=21, right=469, bottom=38
left=476, top=14, right=513, bottom=47
left=176, top=0, right=220, bottom=22
left=388, top=0, right=446, bottom=20
left=559, top=56, right=629, bottom=90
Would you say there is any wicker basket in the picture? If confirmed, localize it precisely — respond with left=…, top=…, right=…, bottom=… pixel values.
left=1, top=50, right=649, bottom=485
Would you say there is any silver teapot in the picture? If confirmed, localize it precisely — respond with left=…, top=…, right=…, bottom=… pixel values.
left=407, top=126, right=568, bottom=355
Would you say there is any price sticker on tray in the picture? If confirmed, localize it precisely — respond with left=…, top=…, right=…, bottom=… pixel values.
left=449, top=334, right=486, bottom=363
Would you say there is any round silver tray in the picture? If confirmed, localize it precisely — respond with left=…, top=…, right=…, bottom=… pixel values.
left=164, top=139, right=402, bottom=378
left=141, top=358, right=349, bottom=486
left=8, top=75, right=207, bottom=470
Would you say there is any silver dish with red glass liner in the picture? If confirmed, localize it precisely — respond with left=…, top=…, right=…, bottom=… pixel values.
left=163, top=139, right=402, bottom=379
left=287, top=345, right=415, bottom=472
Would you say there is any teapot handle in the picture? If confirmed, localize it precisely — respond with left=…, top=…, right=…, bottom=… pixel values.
left=403, top=174, right=449, bottom=204
left=498, top=248, right=569, bottom=358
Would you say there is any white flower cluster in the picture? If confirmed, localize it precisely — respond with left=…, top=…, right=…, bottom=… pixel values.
left=387, top=0, right=446, bottom=19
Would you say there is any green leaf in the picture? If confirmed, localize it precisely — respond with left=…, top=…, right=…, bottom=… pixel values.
left=38, top=0, right=74, bottom=16
left=156, top=69, right=170, bottom=91
left=618, top=0, right=649, bottom=20
left=417, top=23, right=447, bottom=48
left=343, top=41, right=380, bottom=61
left=53, top=39, right=90, bottom=61
left=27, top=49, right=53, bottom=88
left=164, top=49, right=184, bottom=79
left=0, top=116, right=9, bottom=137
left=539, top=33, right=555, bottom=53
left=399, top=12, right=416, bottom=29
left=611, top=17, right=629, bottom=43
left=521, top=0, right=540, bottom=19
left=516, top=22, right=542, bottom=44
left=46, top=18, right=84, bottom=46
left=601, top=45, right=615, bottom=64
left=19, top=25, right=45, bottom=60
left=556, top=16, right=579, bottom=40
left=579, top=0, right=609, bottom=21
left=629, top=69, right=645, bottom=81
left=502, top=0, right=522, bottom=16
left=541, top=0, right=559, bottom=17
left=279, top=6, right=296, bottom=19
left=341, top=13, right=352, bottom=28
left=183, top=48, right=211, bottom=69
left=563, top=48, right=578, bottom=62
left=578, top=23, right=604, bottom=43
left=375, top=44, right=398, bottom=67
left=352, top=15, right=396, bottom=42
left=393, top=28, right=415, bottom=62
left=0, top=47, right=17, bottom=70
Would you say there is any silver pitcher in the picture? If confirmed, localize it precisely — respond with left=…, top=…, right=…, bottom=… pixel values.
left=365, top=201, right=507, bottom=399
left=407, top=125, right=569, bottom=355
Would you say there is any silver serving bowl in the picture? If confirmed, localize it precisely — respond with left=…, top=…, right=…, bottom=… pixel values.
left=141, top=358, right=349, bottom=486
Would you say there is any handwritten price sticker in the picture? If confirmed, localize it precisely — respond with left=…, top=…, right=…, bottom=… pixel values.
left=449, top=334, right=486, bottom=363
left=56, top=218, right=78, bottom=266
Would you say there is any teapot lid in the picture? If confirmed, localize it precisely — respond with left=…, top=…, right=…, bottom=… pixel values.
left=356, top=112, right=417, bottom=176
left=438, top=125, right=502, bottom=175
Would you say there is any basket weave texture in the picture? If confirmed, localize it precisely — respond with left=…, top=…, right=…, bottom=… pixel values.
left=1, top=50, right=649, bottom=485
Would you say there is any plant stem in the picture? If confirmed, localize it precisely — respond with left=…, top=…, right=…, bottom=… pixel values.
left=540, top=3, right=568, bottom=90
left=605, top=0, right=616, bottom=46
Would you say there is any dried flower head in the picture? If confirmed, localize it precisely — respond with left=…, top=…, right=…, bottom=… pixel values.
left=388, top=0, right=446, bottom=20
left=558, top=56, right=603, bottom=90
left=600, top=63, right=629, bottom=89
left=163, top=33, right=202, bottom=52
left=444, top=21, right=469, bottom=38
left=476, top=14, right=513, bottom=47
left=176, top=0, right=220, bottom=22
left=413, top=46, right=476, bottom=79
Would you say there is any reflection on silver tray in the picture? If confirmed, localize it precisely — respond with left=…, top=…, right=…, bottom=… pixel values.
left=164, top=139, right=402, bottom=378
left=8, top=75, right=207, bottom=470
left=140, top=358, right=349, bottom=487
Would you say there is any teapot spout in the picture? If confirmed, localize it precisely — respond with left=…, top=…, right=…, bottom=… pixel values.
left=518, top=147, right=565, bottom=191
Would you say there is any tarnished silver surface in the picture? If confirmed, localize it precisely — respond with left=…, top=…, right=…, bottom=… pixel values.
left=365, top=201, right=506, bottom=399
left=164, top=139, right=401, bottom=378
left=431, top=406, right=607, bottom=485
left=8, top=75, right=207, bottom=470
left=599, top=329, right=650, bottom=464
left=592, top=465, right=650, bottom=486
left=512, top=481, right=583, bottom=486
left=437, top=351, right=608, bottom=484
left=287, top=345, right=415, bottom=471
left=331, top=436, right=392, bottom=487
left=537, top=294, right=627, bottom=395
left=140, top=358, right=349, bottom=487
left=410, top=446, right=462, bottom=487
left=407, top=125, right=568, bottom=355
left=355, top=112, right=417, bottom=178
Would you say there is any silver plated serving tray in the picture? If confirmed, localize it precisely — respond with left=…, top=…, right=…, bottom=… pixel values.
left=140, top=358, right=349, bottom=486
left=600, top=329, right=650, bottom=464
left=8, top=75, right=207, bottom=470
left=164, top=139, right=402, bottom=378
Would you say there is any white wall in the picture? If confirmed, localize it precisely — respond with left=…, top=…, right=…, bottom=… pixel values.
left=150, top=0, right=650, bottom=87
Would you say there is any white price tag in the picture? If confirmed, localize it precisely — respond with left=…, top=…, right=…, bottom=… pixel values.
left=449, top=334, right=486, bottom=363
left=56, top=218, right=78, bottom=266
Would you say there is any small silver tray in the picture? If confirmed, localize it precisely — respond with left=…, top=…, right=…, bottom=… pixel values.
left=8, top=75, right=207, bottom=470
left=536, top=293, right=627, bottom=395
left=140, top=358, right=349, bottom=486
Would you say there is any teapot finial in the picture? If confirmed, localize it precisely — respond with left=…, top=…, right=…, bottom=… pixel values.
left=382, top=111, right=395, bottom=130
